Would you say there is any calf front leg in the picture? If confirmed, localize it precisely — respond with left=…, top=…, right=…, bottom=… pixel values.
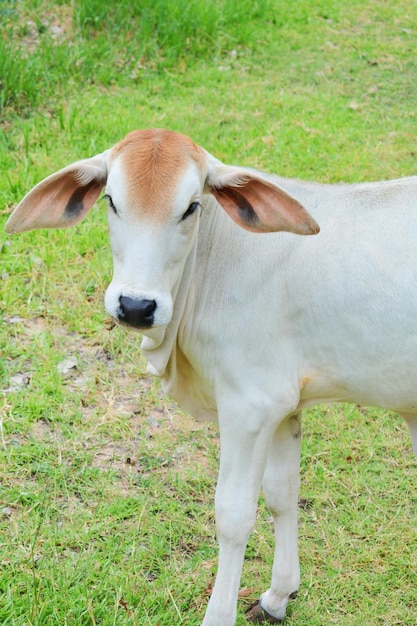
left=247, top=412, right=302, bottom=623
left=201, top=402, right=283, bottom=626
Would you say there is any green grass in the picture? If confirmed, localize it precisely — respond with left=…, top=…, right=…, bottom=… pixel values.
left=1, top=0, right=417, bottom=624
left=0, top=0, right=272, bottom=114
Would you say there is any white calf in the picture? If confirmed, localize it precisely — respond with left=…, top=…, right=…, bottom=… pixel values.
left=5, top=128, right=417, bottom=625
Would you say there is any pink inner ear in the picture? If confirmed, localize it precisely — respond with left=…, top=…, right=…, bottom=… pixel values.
left=212, top=185, right=266, bottom=230
left=212, top=177, right=320, bottom=235
left=5, top=164, right=107, bottom=233
left=62, top=179, right=105, bottom=224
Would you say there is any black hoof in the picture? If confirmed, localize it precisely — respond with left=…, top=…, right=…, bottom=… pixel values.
left=245, top=602, right=283, bottom=624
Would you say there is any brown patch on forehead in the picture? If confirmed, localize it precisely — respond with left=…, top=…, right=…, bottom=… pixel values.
left=109, top=129, right=204, bottom=220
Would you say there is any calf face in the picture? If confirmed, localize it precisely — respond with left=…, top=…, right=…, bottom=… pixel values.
left=103, top=131, right=206, bottom=330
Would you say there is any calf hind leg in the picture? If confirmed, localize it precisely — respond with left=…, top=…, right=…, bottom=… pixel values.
left=247, top=412, right=302, bottom=623
left=399, top=412, right=417, bottom=456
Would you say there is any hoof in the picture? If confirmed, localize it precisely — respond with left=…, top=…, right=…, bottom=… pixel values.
left=245, top=602, right=283, bottom=624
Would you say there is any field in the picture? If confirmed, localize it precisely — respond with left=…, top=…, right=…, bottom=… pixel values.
left=1, top=0, right=416, bottom=624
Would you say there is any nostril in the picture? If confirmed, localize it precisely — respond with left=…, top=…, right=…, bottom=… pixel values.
left=142, top=299, right=157, bottom=319
left=118, top=296, right=157, bottom=328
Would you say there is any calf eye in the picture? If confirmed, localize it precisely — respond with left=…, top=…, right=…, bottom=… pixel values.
left=104, top=194, right=118, bottom=215
left=182, top=201, right=200, bottom=221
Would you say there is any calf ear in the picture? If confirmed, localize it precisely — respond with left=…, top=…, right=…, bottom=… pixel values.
left=4, top=153, right=108, bottom=234
left=205, top=161, right=319, bottom=236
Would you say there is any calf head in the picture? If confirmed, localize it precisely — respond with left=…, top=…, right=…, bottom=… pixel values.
left=5, top=128, right=319, bottom=331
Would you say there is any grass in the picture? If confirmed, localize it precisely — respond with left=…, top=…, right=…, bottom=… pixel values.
left=0, top=0, right=272, bottom=113
left=1, top=0, right=417, bottom=624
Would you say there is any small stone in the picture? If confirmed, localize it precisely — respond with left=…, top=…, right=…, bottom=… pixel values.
left=57, top=357, right=78, bottom=375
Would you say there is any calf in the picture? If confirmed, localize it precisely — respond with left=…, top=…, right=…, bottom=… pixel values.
left=5, top=128, right=417, bottom=625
